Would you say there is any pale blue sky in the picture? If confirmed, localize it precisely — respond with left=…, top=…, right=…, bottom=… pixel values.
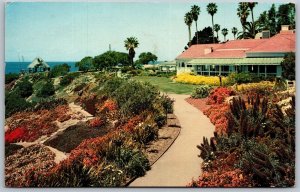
left=5, top=1, right=283, bottom=62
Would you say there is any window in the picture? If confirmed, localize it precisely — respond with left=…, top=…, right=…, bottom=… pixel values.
left=181, top=62, right=185, bottom=67
left=187, top=65, right=192, bottom=68
left=267, top=65, right=277, bottom=73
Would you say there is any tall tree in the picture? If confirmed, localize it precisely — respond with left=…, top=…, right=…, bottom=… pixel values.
left=214, top=24, right=220, bottom=41
left=268, top=4, right=277, bottom=36
left=221, top=28, right=228, bottom=42
left=206, top=3, right=218, bottom=43
left=190, top=26, right=218, bottom=45
left=184, top=12, right=193, bottom=47
left=136, top=52, right=158, bottom=64
left=231, top=27, right=238, bottom=40
left=237, top=2, right=250, bottom=39
left=237, top=21, right=259, bottom=39
left=248, top=2, right=258, bottom=37
left=277, top=3, right=295, bottom=31
left=191, top=5, right=200, bottom=44
left=124, top=37, right=139, bottom=68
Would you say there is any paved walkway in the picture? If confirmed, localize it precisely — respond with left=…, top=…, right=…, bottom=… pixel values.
left=130, top=94, right=215, bottom=187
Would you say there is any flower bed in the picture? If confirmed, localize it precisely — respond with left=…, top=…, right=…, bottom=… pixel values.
left=5, top=144, right=56, bottom=187
left=5, top=105, right=71, bottom=143
left=174, top=73, right=228, bottom=86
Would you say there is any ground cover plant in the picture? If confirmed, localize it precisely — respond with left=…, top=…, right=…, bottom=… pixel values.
left=5, top=72, right=174, bottom=187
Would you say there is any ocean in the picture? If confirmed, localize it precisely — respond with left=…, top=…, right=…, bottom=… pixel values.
left=5, top=62, right=78, bottom=74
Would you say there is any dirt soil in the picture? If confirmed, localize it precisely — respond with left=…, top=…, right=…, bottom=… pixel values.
left=143, top=113, right=181, bottom=166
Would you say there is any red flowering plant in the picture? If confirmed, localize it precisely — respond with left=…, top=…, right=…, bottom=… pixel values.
left=203, top=104, right=230, bottom=135
left=207, top=87, right=235, bottom=105
left=88, top=117, right=105, bottom=128
left=5, top=126, right=26, bottom=143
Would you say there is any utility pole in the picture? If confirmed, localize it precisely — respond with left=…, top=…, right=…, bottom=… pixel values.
left=109, top=44, right=111, bottom=51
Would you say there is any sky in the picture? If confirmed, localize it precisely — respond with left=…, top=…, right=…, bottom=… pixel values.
left=5, top=1, right=286, bottom=62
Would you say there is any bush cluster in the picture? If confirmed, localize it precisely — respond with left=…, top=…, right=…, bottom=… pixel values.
left=36, top=81, right=55, bottom=97
left=5, top=73, right=19, bottom=84
left=191, top=85, right=213, bottom=99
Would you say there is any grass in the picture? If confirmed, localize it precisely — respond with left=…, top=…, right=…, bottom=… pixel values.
left=132, top=76, right=197, bottom=95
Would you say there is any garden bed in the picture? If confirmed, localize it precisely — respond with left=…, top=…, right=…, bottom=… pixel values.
left=44, top=122, right=113, bottom=153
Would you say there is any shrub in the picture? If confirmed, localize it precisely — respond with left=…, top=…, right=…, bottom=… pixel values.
left=5, top=73, right=19, bottom=84
left=100, top=77, right=125, bottom=97
left=34, top=98, right=68, bottom=111
left=59, top=72, right=80, bottom=86
left=112, top=81, right=159, bottom=117
left=15, top=79, right=33, bottom=98
left=5, top=91, right=34, bottom=118
left=160, top=94, right=174, bottom=114
left=281, top=52, right=295, bottom=80
left=227, top=72, right=260, bottom=85
left=191, top=85, right=213, bottom=99
left=48, top=63, right=70, bottom=78
left=37, top=81, right=55, bottom=97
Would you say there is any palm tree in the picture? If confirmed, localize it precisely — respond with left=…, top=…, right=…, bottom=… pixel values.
left=221, top=28, right=228, bottom=42
left=237, top=21, right=259, bottom=39
left=214, top=24, right=220, bottom=41
left=124, top=37, right=139, bottom=68
left=232, top=27, right=238, bottom=40
left=206, top=3, right=218, bottom=43
left=237, top=2, right=250, bottom=39
left=184, top=12, right=193, bottom=47
left=191, top=5, right=201, bottom=44
left=248, top=2, right=258, bottom=37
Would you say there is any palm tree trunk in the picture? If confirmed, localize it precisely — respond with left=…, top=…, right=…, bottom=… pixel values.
left=234, top=34, right=236, bottom=40
left=195, top=22, right=198, bottom=44
left=242, top=24, right=245, bottom=39
left=251, top=9, right=255, bottom=38
left=212, top=16, right=215, bottom=43
left=188, top=26, right=191, bottom=46
left=224, top=35, right=226, bottom=42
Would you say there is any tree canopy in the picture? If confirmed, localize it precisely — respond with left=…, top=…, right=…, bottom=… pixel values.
left=136, top=52, right=158, bottom=64
left=94, top=51, right=129, bottom=70
left=190, top=26, right=219, bottom=45
left=76, top=56, right=94, bottom=72
left=49, top=63, right=70, bottom=77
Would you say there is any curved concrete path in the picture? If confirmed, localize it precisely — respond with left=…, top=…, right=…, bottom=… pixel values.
left=130, top=94, right=215, bottom=187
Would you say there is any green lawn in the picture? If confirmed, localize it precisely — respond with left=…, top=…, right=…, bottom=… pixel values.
left=132, top=76, right=197, bottom=95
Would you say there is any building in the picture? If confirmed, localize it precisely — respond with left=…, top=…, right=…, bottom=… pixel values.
left=28, top=57, right=50, bottom=73
left=175, top=25, right=295, bottom=77
left=157, top=60, right=176, bottom=72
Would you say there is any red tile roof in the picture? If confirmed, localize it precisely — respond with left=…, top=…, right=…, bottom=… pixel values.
left=176, top=31, right=295, bottom=59
left=176, top=44, right=222, bottom=59
left=202, top=50, right=246, bottom=58
left=247, top=32, right=295, bottom=53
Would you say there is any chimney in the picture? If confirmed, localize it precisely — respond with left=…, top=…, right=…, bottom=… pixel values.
left=280, top=25, right=295, bottom=34
left=204, top=47, right=213, bottom=55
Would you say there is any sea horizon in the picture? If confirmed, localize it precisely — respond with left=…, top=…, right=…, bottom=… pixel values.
left=5, top=61, right=78, bottom=74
